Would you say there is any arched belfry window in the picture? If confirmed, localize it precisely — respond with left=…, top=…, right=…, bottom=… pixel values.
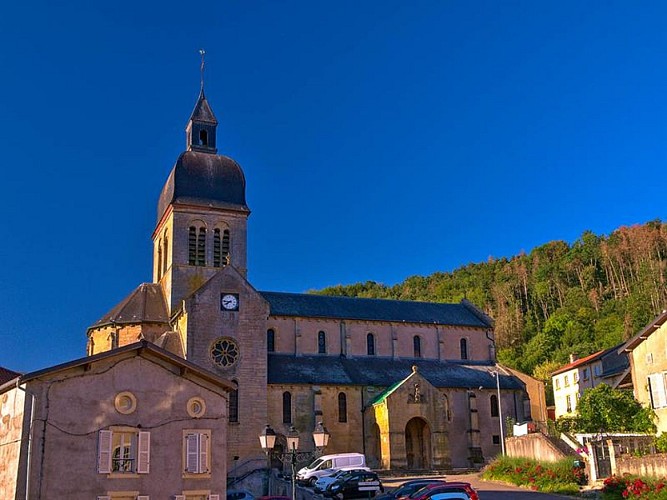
left=367, top=333, right=375, bottom=356
left=199, top=129, right=208, bottom=146
left=230, top=381, right=239, bottom=423
left=189, top=224, right=206, bottom=266
left=214, top=228, right=231, bottom=267
left=282, top=392, right=292, bottom=423
left=162, top=234, right=168, bottom=274
left=157, top=244, right=163, bottom=280
left=413, top=336, right=421, bottom=358
left=318, top=331, right=326, bottom=354
left=267, top=329, right=275, bottom=352
left=338, top=392, right=347, bottom=423
left=222, top=229, right=230, bottom=263
left=490, top=394, right=499, bottom=417
left=460, top=338, right=468, bottom=360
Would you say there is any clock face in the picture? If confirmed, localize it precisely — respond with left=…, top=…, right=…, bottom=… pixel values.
left=221, top=293, right=239, bottom=311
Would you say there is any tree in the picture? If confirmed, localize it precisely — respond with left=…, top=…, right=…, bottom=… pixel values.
left=572, top=384, right=655, bottom=434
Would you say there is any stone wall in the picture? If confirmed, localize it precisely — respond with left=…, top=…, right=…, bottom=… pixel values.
left=616, top=453, right=667, bottom=479
left=506, top=433, right=574, bottom=463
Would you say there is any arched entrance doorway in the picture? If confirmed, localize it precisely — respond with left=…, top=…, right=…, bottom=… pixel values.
left=405, top=417, right=431, bottom=469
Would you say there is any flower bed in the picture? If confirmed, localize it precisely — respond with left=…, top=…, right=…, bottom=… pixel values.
left=602, top=475, right=667, bottom=499
left=481, top=456, right=583, bottom=495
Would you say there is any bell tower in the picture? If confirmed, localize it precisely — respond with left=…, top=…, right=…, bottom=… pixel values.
left=153, top=83, right=250, bottom=314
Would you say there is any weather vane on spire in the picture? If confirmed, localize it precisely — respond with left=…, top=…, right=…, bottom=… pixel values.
left=199, top=49, right=206, bottom=91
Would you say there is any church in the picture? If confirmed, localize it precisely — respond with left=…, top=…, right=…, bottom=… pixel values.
left=86, top=84, right=540, bottom=472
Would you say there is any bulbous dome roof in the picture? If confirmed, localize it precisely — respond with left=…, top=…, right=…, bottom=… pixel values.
left=157, top=150, right=248, bottom=222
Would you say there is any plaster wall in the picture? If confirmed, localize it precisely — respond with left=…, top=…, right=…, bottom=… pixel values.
left=0, top=387, right=25, bottom=500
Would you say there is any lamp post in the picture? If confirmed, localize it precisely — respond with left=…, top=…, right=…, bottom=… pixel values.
left=491, top=370, right=506, bottom=456
left=259, top=422, right=330, bottom=500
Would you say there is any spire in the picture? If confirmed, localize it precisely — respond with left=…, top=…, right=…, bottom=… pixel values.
left=186, top=50, right=218, bottom=153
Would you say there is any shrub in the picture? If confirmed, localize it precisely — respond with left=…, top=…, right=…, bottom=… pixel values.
left=481, top=455, right=582, bottom=494
left=602, top=475, right=667, bottom=499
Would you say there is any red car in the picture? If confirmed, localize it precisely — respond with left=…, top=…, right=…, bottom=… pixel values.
left=404, top=482, right=479, bottom=500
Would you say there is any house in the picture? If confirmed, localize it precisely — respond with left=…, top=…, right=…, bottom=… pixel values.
left=0, top=341, right=232, bottom=499
left=622, top=309, right=667, bottom=434
left=551, top=345, right=630, bottom=419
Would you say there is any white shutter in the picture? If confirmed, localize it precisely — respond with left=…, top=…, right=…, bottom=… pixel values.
left=649, top=374, right=667, bottom=409
left=200, top=433, right=210, bottom=473
left=209, top=495, right=220, bottom=500
left=185, top=433, right=200, bottom=472
left=137, top=431, right=151, bottom=473
left=174, top=496, right=186, bottom=500
left=137, top=496, right=150, bottom=500
left=97, top=430, right=113, bottom=473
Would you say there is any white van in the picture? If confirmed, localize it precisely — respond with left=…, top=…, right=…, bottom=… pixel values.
left=296, top=452, right=366, bottom=485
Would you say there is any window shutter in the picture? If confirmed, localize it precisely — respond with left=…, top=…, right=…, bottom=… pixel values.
left=137, top=496, right=150, bottom=500
left=97, top=497, right=111, bottom=500
left=174, top=496, right=186, bottom=500
left=97, top=430, right=112, bottom=474
left=209, top=495, right=220, bottom=500
left=186, top=433, right=200, bottom=473
left=649, top=374, right=667, bottom=409
left=200, top=433, right=210, bottom=473
left=137, top=431, right=151, bottom=474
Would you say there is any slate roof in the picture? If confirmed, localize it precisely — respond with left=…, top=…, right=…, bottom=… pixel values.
left=259, top=292, right=492, bottom=327
left=0, top=366, right=20, bottom=385
left=90, top=283, right=170, bottom=329
left=157, top=151, right=248, bottom=223
left=189, top=89, right=218, bottom=124
left=267, top=354, right=523, bottom=391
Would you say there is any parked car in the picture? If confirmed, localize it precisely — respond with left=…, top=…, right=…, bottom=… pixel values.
left=227, top=490, right=256, bottom=500
left=407, top=482, right=478, bottom=500
left=377, top=479, right=446, bottom=500
left=326, top=470, right=384, bottom=499
left=314, top=468, right=370, bottom=493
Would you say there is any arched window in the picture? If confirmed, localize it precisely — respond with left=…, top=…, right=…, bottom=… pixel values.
left=367, top=333, right=375, bottom=356
left=318, top=331, right=326, bottom=354
left=460, top=338, right=468, bottom=360
left=490, top=394, right=499, bottom=417
left=443, top=394, right=451, bottom=421
left=162, top=234, right=168, bottom=274
left=338, top=392, right=347, bottom=423
left=199, top=129, right=208, bottom=146
left=267, top=329, right=275, bottom=352
left=213, top=229, right=221, bottom=267
left=230, top=382, right=239, bottom=423
left=413, top=336, right=421, bottom=358
left=282, top=392, right=292, bottom=423
left=157, top=244, right=163, bottom=280
left=197, top=227, right=206, bottom=266
left=188, top=227, right=197, bottom=265
left=222, top=229, right=230, bottom=264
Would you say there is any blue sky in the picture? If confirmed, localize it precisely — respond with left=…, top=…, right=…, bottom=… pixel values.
left=2, top=1, right=667, bottom=372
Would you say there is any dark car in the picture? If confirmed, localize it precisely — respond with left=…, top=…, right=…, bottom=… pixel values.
left=326, top=470, right=384, bottom=499
left=407, top=482, right=479, bottom=500
left=376, top=479, right=446, bottom=500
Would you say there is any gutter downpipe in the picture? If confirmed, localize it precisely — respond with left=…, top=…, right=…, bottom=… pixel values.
left=16, top=379, right=35, bottom=500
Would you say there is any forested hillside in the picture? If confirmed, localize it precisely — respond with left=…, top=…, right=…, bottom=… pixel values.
left=313, top=220, right=667, bottom=381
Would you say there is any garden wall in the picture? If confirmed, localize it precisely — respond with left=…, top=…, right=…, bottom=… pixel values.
left=616, top=454, right=667, bottom=479
left=506, top=433, right=574, bottom=463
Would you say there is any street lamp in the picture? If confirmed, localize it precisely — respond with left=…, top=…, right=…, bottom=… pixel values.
left=259, top=422, right=330, bottom=500
left=491, top=370, right=506, bottom=456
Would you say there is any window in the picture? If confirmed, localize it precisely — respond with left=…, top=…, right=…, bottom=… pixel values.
left=229, top=383, right=239, bottom=423
left=214, top=229, right=221, bottom=267
left=282, top=391, right=292, bottom=423
left=413, top=336, right=421, bottom=358
left=492, top=435, right=500, bottom=445
left=574, top=372, right=579, bottom=383
left=162, top=234, right=168, bottom=274
left=199, top=129, right=208, bottom=146
left=197, top=227, right=206, bottom=266
left=184, top=430, right=211, bottom=474
left=267, top=329, right=275, bottom=352
left=318, top=331, right=326, bottom=354
left=490, top=394, right=499, bottom=417
left=460, top=338, right=468, bottom=360
left=189, top=227, right=197, bottom=265
left=213, top=229, right=229, bottom=267
left=367, top=333, right=375, bottom=356
left=649, top=373, right=667, bottom=409
left=338, top=392, right=347, bottom=423
left=555, top=378, right=560, bottom=390
left=594, top=364, right=603, bottom=376
left=566, top=395, right=572, bottom=413
left=222, top=229, right=230, bottom=264
left=157, top=244, right=163, bottom=280
left=98, top=429, right=150, bottom=474
left=443, top=394, right=451, bottom=421
left=583, top=368, right=590, bottom=380
left=564, top=375, right=570, bottom=387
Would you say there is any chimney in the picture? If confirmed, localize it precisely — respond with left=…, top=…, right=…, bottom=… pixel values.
left=569, top=354, right=578, bottom=364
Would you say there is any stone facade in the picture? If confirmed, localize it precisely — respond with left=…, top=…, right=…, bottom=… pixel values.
left=0, top=342, right=231, bottom=500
